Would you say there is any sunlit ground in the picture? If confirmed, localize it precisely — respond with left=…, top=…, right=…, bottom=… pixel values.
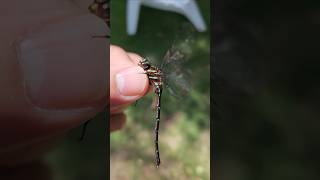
left=110, top=0, right=210, bottom=179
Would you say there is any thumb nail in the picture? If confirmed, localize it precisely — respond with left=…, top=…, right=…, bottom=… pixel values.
left=116, top=66, right=148, bottom=97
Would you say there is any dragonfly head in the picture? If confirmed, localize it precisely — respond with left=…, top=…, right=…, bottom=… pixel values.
left=138, top=58, right=151, bottom=70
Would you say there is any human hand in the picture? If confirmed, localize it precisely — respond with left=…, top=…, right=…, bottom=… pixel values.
left=0, top=2, right=149, bottom=179
left=109, top=45, right=149, bottom=131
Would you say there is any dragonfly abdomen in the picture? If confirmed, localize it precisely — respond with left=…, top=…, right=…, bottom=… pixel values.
left=138, top=58, right=163, bottom=168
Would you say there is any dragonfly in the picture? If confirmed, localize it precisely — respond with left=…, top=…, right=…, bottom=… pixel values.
left=138, top=43, right=192, bottom=168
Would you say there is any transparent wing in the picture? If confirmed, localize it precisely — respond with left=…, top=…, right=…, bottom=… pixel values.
left=164, top=70, right=191, bottom=99
left=161, top=46, right=192, bottom=99
left=160, top=46, right=185, bottom=70
left=159, top=24, right=196, bottom=99
left=160, top=30, right=194, bottom=70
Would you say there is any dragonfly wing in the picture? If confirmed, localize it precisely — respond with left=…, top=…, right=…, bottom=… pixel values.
left=160, top=25, right=195, bottom=99
left=164, top=70, right=191, bottom=100
left=161, top=46, right=185, bottom=70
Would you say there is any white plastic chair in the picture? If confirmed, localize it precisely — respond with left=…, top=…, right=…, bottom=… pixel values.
left=126, top=0, right=207, bottom=35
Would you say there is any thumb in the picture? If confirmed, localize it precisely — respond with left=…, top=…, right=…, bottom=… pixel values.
left=0, top=5, right=108, bottom=150
left=110, top=45, right=149, bottom=110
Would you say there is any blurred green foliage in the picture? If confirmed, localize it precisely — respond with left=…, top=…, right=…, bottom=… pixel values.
left=110, top=0, right=210, bottom=179
left=213, top=1, right=320, bottom=179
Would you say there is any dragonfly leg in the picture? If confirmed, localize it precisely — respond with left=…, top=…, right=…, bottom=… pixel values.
left=134, top=100, right=138, bottom=106
left=92, top=35, right=110, bottom=38
left=79, top=120, right=90, bottom=141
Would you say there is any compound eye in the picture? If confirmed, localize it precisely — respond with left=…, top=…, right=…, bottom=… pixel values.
left=143, top=64, right=150, bottom=70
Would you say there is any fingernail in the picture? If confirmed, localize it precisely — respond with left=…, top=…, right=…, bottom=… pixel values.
left=18, top=14, right=108, bottom=109
left=116, top=66, right=148, bottom=97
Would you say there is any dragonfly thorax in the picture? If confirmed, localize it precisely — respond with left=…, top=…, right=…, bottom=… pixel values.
left=138, top=58, right=163, bottom=87
left=138, top=58, right=152, bottom=70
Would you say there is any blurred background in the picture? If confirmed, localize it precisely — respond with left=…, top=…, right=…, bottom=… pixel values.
left=214, top=0, right=320, bottom=179
left=110, top=0, right=210, bottom=180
